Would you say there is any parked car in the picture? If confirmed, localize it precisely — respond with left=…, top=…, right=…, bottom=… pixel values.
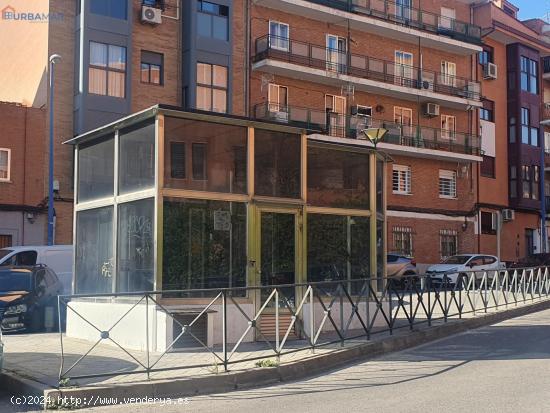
left=0, top=266, right=62, bottom=333
left=426, top=254, right=505, bottom=287
left=0, top=245, right=73, bottom=294
left=508, top=253, right=550, bottom=269
left=387, top=253, right=418, bottom=287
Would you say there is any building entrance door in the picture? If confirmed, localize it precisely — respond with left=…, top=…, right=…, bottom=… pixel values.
left=252, top=206, right=303, bottom=339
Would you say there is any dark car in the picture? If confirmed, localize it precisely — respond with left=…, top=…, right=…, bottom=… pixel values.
left=0, top=265, right=62, bottom=333
left=508, top=254, right=550, bottom=269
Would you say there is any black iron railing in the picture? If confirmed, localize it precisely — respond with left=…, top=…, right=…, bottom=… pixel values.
left=254, top=35, right=481, bottom=101
left=296, top=0, right=482, bottom=44
left=254, top=102, right=482, bottom=156
left=55, top=267, right=550, bottom=382
left=543, top=57, right=550, bottom=74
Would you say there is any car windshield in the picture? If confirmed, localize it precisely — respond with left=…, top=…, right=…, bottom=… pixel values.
left=0, top=249, right=13, bottom=261
left=442, top=256, right=471, bottom=265
left=0, top=270, right=33, bottom=293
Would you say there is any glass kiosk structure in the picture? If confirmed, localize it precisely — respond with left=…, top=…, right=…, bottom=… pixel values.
left=66, top=105, right=387, bottom=350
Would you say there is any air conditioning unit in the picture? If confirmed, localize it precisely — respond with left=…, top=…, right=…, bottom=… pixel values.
left=483, top=63, right=498, bottom=80
left=502, top=209, right=515, bottom=222
left=141, top=6, right=162, bottom=25
left=270, top=110, right=289, bottom=123
left=351, top=105, right=372, bottom=117
left=424, top=102, right=440, bottom=117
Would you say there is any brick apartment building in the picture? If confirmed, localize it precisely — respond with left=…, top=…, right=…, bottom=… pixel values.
left=0, top=0, right=549, bottom=267
left=0, top=103, right=47, bottom=246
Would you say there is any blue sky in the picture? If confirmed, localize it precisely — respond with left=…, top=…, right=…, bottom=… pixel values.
left=514, top=0, right=547, bottom=20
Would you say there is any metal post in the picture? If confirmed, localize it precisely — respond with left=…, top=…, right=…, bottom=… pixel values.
left=57, top=296, right=65, bottom=381
left=47, top=54, right=61, bottom=245
left=222, top=290, right=228, bottom=372
left=309, top=287, right=315, bottom=352
left=145, top=294, right=150, bottom=380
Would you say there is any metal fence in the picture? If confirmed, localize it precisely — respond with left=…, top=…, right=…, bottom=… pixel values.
left=56, top=267, right=550, bottom=383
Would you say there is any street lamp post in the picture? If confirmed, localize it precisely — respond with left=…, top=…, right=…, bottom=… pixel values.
left=48, top=54, right=61, bottom=246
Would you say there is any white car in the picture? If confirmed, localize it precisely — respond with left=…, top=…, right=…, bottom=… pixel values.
left=426, top=254, right=505, bottom=287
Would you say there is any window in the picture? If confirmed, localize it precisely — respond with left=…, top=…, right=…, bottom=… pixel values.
left=440, top=229, right=458, bottom=260
left=90, top=0, right=127, bottom=19
left=533, top=165, right=540, bottom=200
left=326, top=95, right=347, bottom=138
left=439, top=7, right=455, bottom=29
left=394, top=51, right=414, bottom=85
left=392, top=165, right=411, bottom=194
left=0, top=148, right=10, bottom=182
left=520, top=165, right=539, bottom=200
left=269, top=21, right=289, bottom=51
left=520, top=108, right=538, bottom=146
left=521, top=56, right=538, bottom=94
left=170, top=143, right=186, bottom=179
left=481, top=155, right=495, bottom=178
left=481, top=211, right=496, bottom=235
left=197, top=0, right=229, bottom=41
left=479, top=108, right=493, bottom=122
left=192, top=143, right=207, bottom=180
left=0, top=235, right=12, bottom=249
left=196, top=63, right=227, bottom=113
left=394, top=106, right=413, bottom=136
left=439, top=170, right=457, bottom=198
left=522, top=165, right=531, bottom=199
left=89, top=41, right=126, bottom=98
left=510, top=165, right=517, bottom=198
left=268, top=83, right=288, bottom=113
left=441, top=115, right=456, bottom=140
left=509, top=116, right=516, bottom=143
left=141, top=51, right=163, bottom=85
left=441, top=61, right=456, bottom=87
left=479, top=49, right=493, bottom=65
left=118, top=120, right=155, bottom=194
left=393, top=226, right=413, bottom=256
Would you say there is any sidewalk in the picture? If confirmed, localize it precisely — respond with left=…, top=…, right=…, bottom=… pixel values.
left=2, top=296, right=550, bottom=409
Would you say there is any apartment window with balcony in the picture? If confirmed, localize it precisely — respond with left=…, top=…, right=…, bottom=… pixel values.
left=521, top=108, right=538, bottom=146
left=89, top=41, right=126, bottom=98
left=441, top=115, right=456, bottom=140
left=268, top=83, right=288, bottom=114
left=392, top=226, right=413, bottom=256
left=197, top=0, right=229, bottom=41
left=325, top=95, right=346, bottom=138
left=394, top=106, right=413, bottom=136
left=392, top=165, right=411, bottom=195
left=439, top=170, right=457, bottom=199
left=440, top=230, right=458, bottom=260
left=510, top=166, right=517, bottom=198
left=327, top=35, right=347, bottom=74
left=394, top=51, right=414, bottom=86
left=269, top=21, right=289, bottom=51
left=196, top=63, right=227, bottom=113
left=140, top=51, right=163, bottom=85
left=439, top=7, right=455, bottom=30
left=521, top=56, right=538, bottom=94
left=0, top=148, right=10, bottom=182
left=90, top=0, right=127, bottom=20
left=481, top=156, right=495, bottom=178
left=441, top=61, right=456, bottom=87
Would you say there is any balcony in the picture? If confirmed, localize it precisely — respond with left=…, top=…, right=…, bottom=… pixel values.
left=254, top=102, right=481, bottom=162
left=253, top=35, right=482, bottom=109
left=253, top=0, right=482, bottom=54
left=543, top=103, right=550, bottom=125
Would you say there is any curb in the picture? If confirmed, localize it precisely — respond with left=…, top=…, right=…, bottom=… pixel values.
left=5, top=300, right=550, bottom=408
left=0, top=370, right=46, bottom=398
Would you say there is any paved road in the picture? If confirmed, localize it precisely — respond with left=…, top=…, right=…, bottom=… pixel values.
left=3, top=308, right=550, bottom=413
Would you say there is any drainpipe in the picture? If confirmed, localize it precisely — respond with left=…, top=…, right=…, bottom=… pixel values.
left=244, top=0, right=251, bottom=117
left=541, top=127, right=546, bottom=252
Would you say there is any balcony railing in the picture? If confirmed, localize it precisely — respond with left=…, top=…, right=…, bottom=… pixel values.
left=254, top=35, right=481, bottom=101
left=543, top=57, right=550, bottom=74
left=254, top=102, right=481, bottom=156
left=544, top=103, right=550, bottom=121
left=300, top=0, right=482, bottom=44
